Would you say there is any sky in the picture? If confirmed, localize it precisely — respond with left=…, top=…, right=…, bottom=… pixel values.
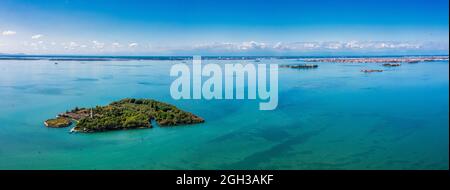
left=0, top=0, right=448, bottom=55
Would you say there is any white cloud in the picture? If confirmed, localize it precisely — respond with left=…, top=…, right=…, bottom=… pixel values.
left=129, top=43, right=138, bottom=47
left=112, top=42, right=121, bottom=48
left=31, top=34, right=43, bottom=39
left=2, top=30, right=16, bottom=36
left=273, top=42, right=285, bottom=50
left=238, top=41, right=267, bottom=50
left=194, top=42, right=235, bottom=51
left=302, top=43, right=320, bottom=49
left=66, top=41, right=80, bottom=49
left=344, top=41, right=362, bottom=49
left=193, top=41, right=269, bottom=52
left=92, top=40, right=105, bottom=49
left=283, top=42, right=320, bottom=50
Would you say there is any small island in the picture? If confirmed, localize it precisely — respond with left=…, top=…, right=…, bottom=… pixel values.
left=382, top=63, right=401, bottom=67
left=361, top=69, right=383, bottom=73
left=44, top=98, right=204, bottom=133
left=280, top=64, right=318, bottom=69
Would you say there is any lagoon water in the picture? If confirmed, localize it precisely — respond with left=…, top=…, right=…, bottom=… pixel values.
left=0, top=58, right=448, bottom=169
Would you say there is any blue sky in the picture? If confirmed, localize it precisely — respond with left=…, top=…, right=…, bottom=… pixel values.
left=0, top=0, right=448, bottom=55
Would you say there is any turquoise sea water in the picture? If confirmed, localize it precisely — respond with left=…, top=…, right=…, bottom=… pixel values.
left=0, top=58, right=448, bottom=169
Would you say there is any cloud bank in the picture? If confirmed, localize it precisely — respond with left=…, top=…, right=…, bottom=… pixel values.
left=2, top=30, right=16, bottom=36
left=2, top=38, right=448, bottom=55
left=192, top=41, right=447, bottom=52
left=31, top=34, right=44, bottom=39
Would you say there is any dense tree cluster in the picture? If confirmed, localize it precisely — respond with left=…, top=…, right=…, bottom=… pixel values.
left=66, top=98, right=204, bottom=132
